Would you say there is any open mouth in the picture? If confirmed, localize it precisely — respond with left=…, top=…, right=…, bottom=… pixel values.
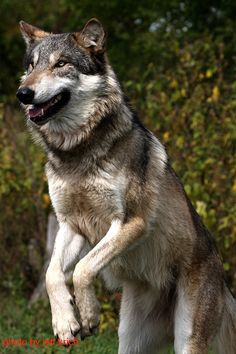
left=28, top=90, right=70, bottom=125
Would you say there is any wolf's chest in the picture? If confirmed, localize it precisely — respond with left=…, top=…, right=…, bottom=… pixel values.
left=47, top=171, right=125, bottom=244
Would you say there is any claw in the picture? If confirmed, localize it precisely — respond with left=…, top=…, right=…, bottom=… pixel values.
left=71, top=328, right=80, bottom=337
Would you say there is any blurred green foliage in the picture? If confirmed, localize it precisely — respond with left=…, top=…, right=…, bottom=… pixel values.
left=0, top=105, right=47, bottom=296
left=0, top=0, right=235, bottom=312
left=0, top=297, right=119, bottom=353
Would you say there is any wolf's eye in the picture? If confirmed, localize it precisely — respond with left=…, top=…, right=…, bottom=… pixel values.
left=55, top=60, right=67, bottom=68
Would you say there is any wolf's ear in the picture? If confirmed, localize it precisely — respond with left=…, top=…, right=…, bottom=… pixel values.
left=77, top=18, right=106, bottom=53
left=19, top=21, right=49, bottom=47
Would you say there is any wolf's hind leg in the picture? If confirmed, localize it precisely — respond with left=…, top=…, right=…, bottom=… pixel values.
left=118, top=282, right=171, bottom=354
left=174, top=268, right=224, bottom=354
left=46, top=222, right=85, bottom=342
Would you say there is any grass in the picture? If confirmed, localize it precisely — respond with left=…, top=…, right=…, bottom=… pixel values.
left=0, top=296, right=118, bottom=354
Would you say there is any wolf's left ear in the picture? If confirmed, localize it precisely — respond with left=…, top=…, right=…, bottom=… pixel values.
left=19, top=21, right=49, bottom=47
left=78, top=18, right=106, bottom=53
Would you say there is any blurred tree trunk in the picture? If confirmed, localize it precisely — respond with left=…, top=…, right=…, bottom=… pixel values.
left=30, top=212, right=58, bottom=303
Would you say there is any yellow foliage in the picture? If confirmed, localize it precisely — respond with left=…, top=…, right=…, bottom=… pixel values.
left=207, top=86, right=220, bottom=102
left=169, top=79, right=178, bottom=89
left=212, top=86, right=220, bottom=101
left=206, top=69, right=213, bottom=78
left=163, top=132, right=170, bottom=142
left=42, top=193, right=50, bottom=208
left=196, top=201, right=207, bottom=218
left=232, top=181, right=236, bottom=193
left=176, top=136, right=184, bottom=148
left=181, top=88, right=186, bottom=97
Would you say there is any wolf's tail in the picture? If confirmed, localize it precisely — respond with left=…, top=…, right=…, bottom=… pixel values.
left=215, top=285, right=236, bottom=354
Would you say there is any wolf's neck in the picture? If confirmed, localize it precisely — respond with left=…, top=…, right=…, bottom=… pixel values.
left=43, top=103, right=135, bottom=178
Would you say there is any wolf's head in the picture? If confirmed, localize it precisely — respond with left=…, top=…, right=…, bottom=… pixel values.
left=17, top=19, right=121, bottom=138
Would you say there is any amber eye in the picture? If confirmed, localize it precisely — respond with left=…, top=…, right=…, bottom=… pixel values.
left=55, top=60, right=67, bottom=68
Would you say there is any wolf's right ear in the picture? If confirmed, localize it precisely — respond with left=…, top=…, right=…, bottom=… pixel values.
left=19, top=21, right=49, bottom=47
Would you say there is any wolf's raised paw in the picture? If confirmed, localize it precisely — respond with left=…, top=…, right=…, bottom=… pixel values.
left=80, top=312, right=100, bottom=340
left=75, top=289, right=101, bottom=339
left=52, top=305, right=80, bottom=343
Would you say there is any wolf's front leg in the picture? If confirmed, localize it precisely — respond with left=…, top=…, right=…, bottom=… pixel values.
left=46, top=223, right=85, bottom=342
left=73, top=217, right=145, bottom=338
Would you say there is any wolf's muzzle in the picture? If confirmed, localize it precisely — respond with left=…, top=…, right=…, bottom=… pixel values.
left=16, top=87, right=35, bottom=104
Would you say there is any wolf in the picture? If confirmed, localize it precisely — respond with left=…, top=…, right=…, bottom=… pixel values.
left=16, top=18, right=236, bottom=354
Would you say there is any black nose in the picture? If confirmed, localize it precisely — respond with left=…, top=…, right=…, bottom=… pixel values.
left=16, top=87, right=35, bottom=104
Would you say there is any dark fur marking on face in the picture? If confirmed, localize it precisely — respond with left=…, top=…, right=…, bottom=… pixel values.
left=23, top=43, right=40, bottom=69
left=23, top=33, right=107, bottom=76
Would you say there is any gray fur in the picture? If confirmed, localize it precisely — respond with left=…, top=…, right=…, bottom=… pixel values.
left=17, top=19, right=236, bottom=354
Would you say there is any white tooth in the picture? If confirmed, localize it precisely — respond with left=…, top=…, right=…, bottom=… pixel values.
left=50, top=94, right=61, bottom=107
left=41, top=109, right=44, bottom=116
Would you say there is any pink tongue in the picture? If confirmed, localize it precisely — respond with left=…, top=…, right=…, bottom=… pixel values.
left=29, top=106, right=43, bottom=118
left=28, top=100, right=53, bottom=118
